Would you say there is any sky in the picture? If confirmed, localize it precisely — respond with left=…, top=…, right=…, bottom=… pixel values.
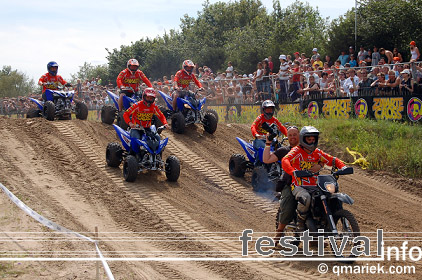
left=0, top=0, right=354, bottom=82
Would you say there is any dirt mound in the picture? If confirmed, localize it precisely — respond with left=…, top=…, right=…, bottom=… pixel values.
left=1, top=116, right=421, bottom=279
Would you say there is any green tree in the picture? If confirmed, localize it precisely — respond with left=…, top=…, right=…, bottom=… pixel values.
left=0, top=66, right=36, bottom=98
left=271, top=0, right=329, bottom=61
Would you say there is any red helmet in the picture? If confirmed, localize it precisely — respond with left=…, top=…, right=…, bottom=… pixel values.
left=143, top=87, right=156, bottom=106
left=127, top=59, right=139, bottom=73
left=182, top=60, right=194, bottom=74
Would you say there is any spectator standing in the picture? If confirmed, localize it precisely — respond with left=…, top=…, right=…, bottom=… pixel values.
left=325, top=55, right=333, bottom=67
left=372, top=46, right=381, bottom=66
left=311, top=48, right=320, bottom=62
left=343, top=68, right=359, bottom=97
left=262, top=60, right=272, bottom=100
left=253, top=62, right=264, bottom=98
left=226, top=61, right=234, bottom=78
left=410, top=41, right=420, bottom=62
left=277, top=55, right=289, bottom=103
left=357, top=69, right=374, bottom=96
left=312, top=55, right=323, bottom=70
left=293, top=52, right=302, bottom=64
left=267, top=56, right=274, bottom=72
left=349, top=46, right=356, bottom=59
left=338, top=51, right=349, bottom=66
left=349, top=54, right=358, bottom=68
left=392, top=48, right=403, bottom=63
left=379, top=48, right=394, bottom=65
left=358, top=46, right=368, bottom=63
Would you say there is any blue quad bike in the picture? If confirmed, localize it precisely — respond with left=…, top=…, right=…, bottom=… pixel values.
left=100, top=89, right=143, bottom=130
left=229, top=122, right=286, bottom=192
left=157, top=90, right=218, bottom=134
left=27, top=88, right=88, bottom=121
left=106, top=124, right=180, bottom=182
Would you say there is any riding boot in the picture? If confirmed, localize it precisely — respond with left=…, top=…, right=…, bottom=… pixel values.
left=296, top=210, right=307, bottom=233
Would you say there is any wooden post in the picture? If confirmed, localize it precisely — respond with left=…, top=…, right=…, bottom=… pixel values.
left=95, top=226, right=100, bottom=280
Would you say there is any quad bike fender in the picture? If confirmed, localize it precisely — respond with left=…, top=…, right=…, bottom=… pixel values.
left=157, top=137, right=169, bottom=154
left=122, top=95, right=137, bottom=110
left=106, top=90, right=119, bottom=109
left=329, top=193, right=354, bottom=205
left=236, top=137, right=256, bottom=163
left=113, top=124, right=131, bottom=151
left=197, top=97, right=206, bottom=111
left=157, top=90, right=173, bottom=111
left=29, top=98, right=44, bottom=111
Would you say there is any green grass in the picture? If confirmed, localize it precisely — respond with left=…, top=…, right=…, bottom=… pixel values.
left=228, top=111, right=422, bottom=178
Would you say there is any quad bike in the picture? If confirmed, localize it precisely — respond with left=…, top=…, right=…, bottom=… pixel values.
left=276, top=165, right=360, bottom=261
left=100, top=88, right=142, bottom=130
left=27, top=87, right=88, bottom=121
left=106, top=124, right=180, bottom=182
left=158, top=90, right=218, bottom=134
left=229, top=122, right=286, bottom=192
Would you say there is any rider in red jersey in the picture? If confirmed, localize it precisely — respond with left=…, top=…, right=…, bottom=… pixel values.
left=171, top=60, right=203, bottom=112
left=38, top=61, right=71, bottom=100
left=251, top=100, right=287, bottom=151
left=117, top=59, right=152, bottom=111
left=282, top=126, right=346, bottom=232
left=123, top=88, right=168, bottom=140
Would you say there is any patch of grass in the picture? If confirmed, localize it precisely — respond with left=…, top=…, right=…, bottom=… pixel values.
left=230, top=111, right=422, bottom=178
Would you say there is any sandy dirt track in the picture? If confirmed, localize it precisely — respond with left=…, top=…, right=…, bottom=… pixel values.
left=0, top=116, right=421, bottom=279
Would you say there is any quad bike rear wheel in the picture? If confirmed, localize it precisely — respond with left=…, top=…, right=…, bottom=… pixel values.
left=117, top=111, right=129, bottom=130
left=229, top=154, right=246, bottom=177
left=75, top=101, right=88, bottom=120
left=101, top=105, right=117, bottom=124
left=106, top=142, right=123, bottom=167
left=26, top=108, right=42, bottom=118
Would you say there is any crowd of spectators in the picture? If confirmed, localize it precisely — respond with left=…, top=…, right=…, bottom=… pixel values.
left=1, top=42, right=422, bottom=117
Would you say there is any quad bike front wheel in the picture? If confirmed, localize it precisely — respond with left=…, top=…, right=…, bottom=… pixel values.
left=171, top=112, right=185, bottom=134
left=43, top=101, right=55, bottom=121
left=203, top=112, right=218, bottom=134
left=206, top=108, right=219, bottom=123
left=123, top=155, right=138, bottom=182
left=165, top=155, right=180, bottom=182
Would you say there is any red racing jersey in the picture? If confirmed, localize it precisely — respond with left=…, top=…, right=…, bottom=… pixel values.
left=116, top=69, right=152, bottom=92
left=38, top=73, right=67, bottom=93
left=251, top=114, right=287, bottom=137
left=282, top=146, right=345, bottom=187
left=174, top=70, right=202, bottom=89
left=123, top=101, right=167, bottom=128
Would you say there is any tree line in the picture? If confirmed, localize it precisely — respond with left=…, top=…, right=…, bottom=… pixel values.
left=1, top=0, right=421, bottom=98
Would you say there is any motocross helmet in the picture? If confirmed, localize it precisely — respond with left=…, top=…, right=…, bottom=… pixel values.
left=143, top=87, right=156, bottom=106
left=262, top=100, right=275, bottom=119
left=182, top=60, right=195, bottom=75
left=299, top=126, right=319, bottom=152
left=47, top=61, right=59, bottom=76
left=127, top=59, right=139, bottom=74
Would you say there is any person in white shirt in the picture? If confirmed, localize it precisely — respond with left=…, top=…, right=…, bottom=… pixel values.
left=343, top=69, right=360, bottom=97
left=277, top=55, right=290, bottom=102
left=226, top=61, right=234, bottom=78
